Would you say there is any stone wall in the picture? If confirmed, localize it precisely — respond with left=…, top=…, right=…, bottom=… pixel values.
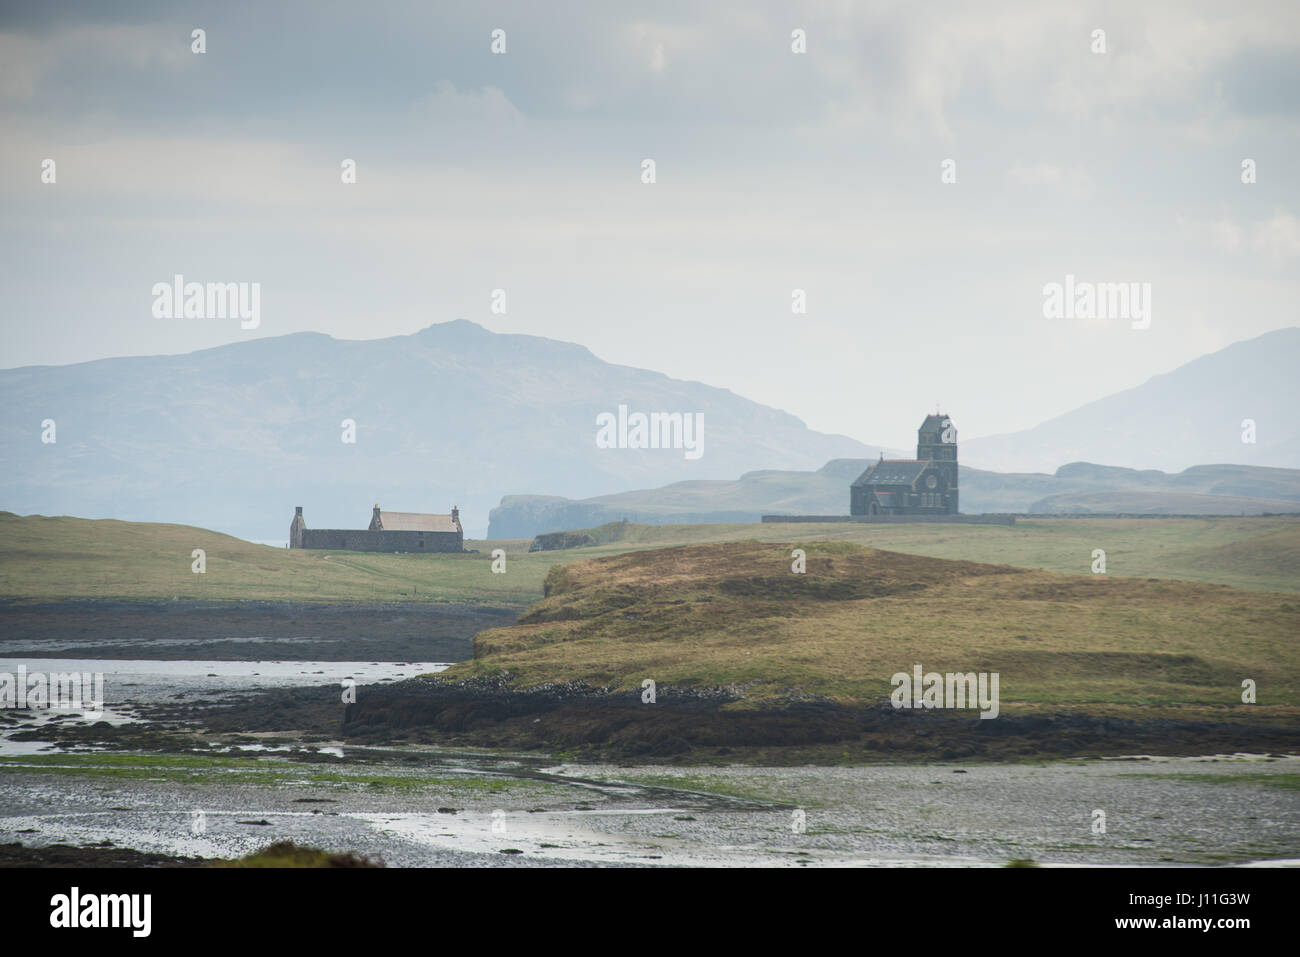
left=297, top=528, right=463, bottom=553
left=762, top=514, right=1015, bottom=525
left=528, top=531, right=597, bottom=552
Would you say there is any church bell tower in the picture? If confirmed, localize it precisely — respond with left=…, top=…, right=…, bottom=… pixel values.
left=917, top=414, right=959, bottom=512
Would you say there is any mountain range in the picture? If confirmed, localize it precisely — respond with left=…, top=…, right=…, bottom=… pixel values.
left=0, top=320, right=878, bottom=539
left=3, top=322, right=1295, bottom=540
left=961, top=328, right=1300, bottom=473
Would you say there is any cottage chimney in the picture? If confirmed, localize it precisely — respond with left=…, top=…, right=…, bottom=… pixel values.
left=451, top=505, right=460, bottom=525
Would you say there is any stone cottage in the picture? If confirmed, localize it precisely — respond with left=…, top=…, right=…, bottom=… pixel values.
left=290, top=504, right=464, bottom=553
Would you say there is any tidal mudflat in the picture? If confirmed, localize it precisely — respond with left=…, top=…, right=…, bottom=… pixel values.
left=0, top=657, right=448, bottom=756
left=2, top=655, right=1296, bottom=867
left=2, top=745, right=1296, bottom=867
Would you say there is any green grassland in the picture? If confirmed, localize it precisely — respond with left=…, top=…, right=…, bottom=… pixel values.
left=550, top=516, right=1300, bottom=594
left=0, top=752, right=548, bottom=796
left=1, top=511, right=1297, bottom=604
left=440, top=540, right=1300, bottom=715
left=0, top=512, right=544, bottom=604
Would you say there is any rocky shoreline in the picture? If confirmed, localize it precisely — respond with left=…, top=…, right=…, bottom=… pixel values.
left=23, top=674, right=1298, bottom=765
left=333, top=678, right=1300, bottom=762
left=0, top=841, right=203, bottom=868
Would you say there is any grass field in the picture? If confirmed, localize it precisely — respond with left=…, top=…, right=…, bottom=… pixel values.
left=1, top=511, right=1297, bottom=603
left=0, top=512, right=542, bottom=604
left=442, top=540, right=1300, bottom=714
left=549, top=516, right=1300, bottom=594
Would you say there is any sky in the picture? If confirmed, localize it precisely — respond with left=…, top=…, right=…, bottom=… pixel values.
left=1, top=0, right=1297, bottom=451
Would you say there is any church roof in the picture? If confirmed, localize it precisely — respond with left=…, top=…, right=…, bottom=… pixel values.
left=852, top=460, right=929, bottom=487
left=919, top=413, right=953, bottom=433
left=376, top=510, right=460, bottom=533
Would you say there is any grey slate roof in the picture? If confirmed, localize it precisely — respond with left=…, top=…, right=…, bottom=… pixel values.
left=851, top=460, right=929, bottom=487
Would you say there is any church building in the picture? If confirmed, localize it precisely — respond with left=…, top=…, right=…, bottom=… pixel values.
left=850, top=414, right=959, bottom=516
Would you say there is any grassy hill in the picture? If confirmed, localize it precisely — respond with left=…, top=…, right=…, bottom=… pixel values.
left=2, top=511, right=1299, bottom=602
left=441, top=541, right=1300, bottom=714
left=1029, top=489, right=1300, bottom=514
left=524, top=516, right=1300, bottom=594
left=0, top=512, right=544, bottom=605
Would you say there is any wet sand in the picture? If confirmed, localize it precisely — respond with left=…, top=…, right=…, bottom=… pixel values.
left=2, top=630, right=1296, bottom=868
left=1, top=747, right=1296, bottom=867
left=0, top=598, right=517, bottom=662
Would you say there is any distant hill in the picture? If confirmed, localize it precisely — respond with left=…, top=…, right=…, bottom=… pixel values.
left=488, top=459, right=1300, bottom=537
left=962, top=327, right=1300, bottom=473
left=7, top=323, right=1294, bottom=539
left=490, top=459, right=862, bottom=537
left=0, top=321, right=878, bottom=539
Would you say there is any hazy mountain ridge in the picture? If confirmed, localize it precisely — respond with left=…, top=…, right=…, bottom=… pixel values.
left=488, top=459, right=1300, bottom=538
left=961, top=328, right=1300, bottom=473
left=5, top=322, right=1295, bottom=540
left=0, top=320, right=877, bottom=539
left=488, top=328, right=1300, bottom=535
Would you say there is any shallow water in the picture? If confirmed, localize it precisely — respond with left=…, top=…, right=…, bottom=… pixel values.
left=1, top=745, right=1297, bottom=866
left=0, top=658, right=1297, bottom=867
left=0, top=657, right=449, bottom=705
left=0, top=658, right=449, bottom=757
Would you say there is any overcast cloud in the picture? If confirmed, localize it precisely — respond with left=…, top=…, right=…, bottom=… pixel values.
left=1, top=0, right=1297, bottom=449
